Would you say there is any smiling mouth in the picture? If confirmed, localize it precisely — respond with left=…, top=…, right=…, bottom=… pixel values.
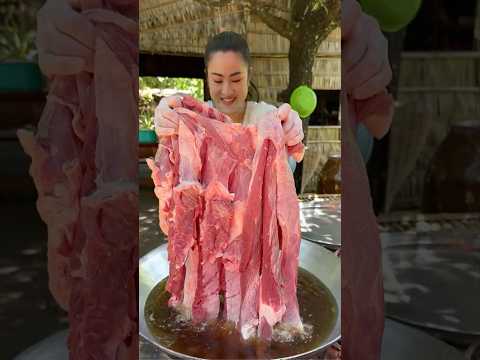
left=221, top=97, right=236, bottom=105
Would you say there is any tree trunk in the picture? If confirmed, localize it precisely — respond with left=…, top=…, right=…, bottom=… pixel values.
left=195, top=0, right=338, bottom=194
left=385, top=30, right=407, bottom=99
left=288, top=39, right=316, bottom=93
left=279, top=36, right=318, bottom=194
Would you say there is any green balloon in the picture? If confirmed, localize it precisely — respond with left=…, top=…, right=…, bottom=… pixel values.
left=289, top=85, right=317, bottom=118
left=359, top=0, right=422, bottom=32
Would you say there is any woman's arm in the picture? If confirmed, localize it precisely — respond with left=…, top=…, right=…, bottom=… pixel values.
left=342, top=0, right=394, bottom=138
left=276, top=104, right=305, bottom=169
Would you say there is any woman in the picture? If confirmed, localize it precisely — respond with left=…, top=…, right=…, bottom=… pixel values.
left=154, top=31, right=305, bottom=164
left=37, top=2, right=393, bottom=359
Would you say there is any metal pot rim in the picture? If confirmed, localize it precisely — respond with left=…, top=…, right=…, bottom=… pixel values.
left=139, top=241, right=341, bottom=359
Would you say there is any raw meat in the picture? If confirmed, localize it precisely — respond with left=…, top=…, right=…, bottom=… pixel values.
left=341, top=94, right=388, bottom=360
left=17, top=2, right=138, bottom=359
left=341, top=0, right=394, bottom=357
left=147, top=96, right=304, bottom=341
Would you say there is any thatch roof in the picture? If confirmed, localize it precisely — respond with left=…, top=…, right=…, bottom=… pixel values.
left=140, top=0, right=340, bottom=57
left=141, top=0, right=246, bottom=55
left=140, top=0, right=341, bottom=94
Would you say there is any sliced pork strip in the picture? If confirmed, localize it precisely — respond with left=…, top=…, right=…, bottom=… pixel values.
left=150, top=96, right=305, bottom=341
left=193, top=182, right=234, bottom=322
left=17, top=78, right=83, bottom=310
left=276, top=151, right=303, bottom=330
left=69, top=184, right=137, bottom=360
left=342, top=95, right=384, bottom=360
left=239, top=139, right=270, bottom=339
left=258, top=140, right=286, bottom=341
left=19, top=3, right=139, bottom=359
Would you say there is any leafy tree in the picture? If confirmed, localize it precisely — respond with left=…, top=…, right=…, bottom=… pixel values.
left=194, top=0, right=340, bottom=192
left=139, top=76, right=204, bottom=129
left=194, top=0, right=339, bottom=103
left=0, top=0, right=42, bottom=61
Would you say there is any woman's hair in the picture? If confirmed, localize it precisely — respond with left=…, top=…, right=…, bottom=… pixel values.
left=204, top=31, right=259, bottom=102
left=204, top=31, right=251, bottom=67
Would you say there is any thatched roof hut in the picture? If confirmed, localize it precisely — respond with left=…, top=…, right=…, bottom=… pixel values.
left=140, top=0, right=340, bottom=103
left=140, top=0, right=341, bottom=194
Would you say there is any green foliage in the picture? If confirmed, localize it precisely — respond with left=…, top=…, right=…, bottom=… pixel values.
left=139, top=90, right=156, bottom=130
left=139, top=77, right=204, bottom=99
left=139, top=76, right=204, bottom=130
left=0, top=0, right=41, bottom=61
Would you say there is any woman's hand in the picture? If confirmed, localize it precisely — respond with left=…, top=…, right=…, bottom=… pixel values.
left=154, top=95, right=185, bottom=136
left=277, top=103, right=304, bottom=147
left=36, top=0, right=95, bottom=76
left=342, top=0, right=392, bottom=100
left=342, top=0, right=394, bottom=139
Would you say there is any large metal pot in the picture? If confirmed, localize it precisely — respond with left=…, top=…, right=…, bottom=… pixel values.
left=139, top=240, right=341, bottom=360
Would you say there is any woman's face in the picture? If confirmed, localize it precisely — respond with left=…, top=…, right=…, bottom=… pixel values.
left=207, top=51, right=249, bottom=115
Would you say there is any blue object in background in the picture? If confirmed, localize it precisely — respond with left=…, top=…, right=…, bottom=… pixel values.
left=138, top=129, right=157, bottom=144
left=288, top=156, right=297, bottom=173
left=356, top=123, right=374, bottom=163
left=0, top=63, right=43, bottom=92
